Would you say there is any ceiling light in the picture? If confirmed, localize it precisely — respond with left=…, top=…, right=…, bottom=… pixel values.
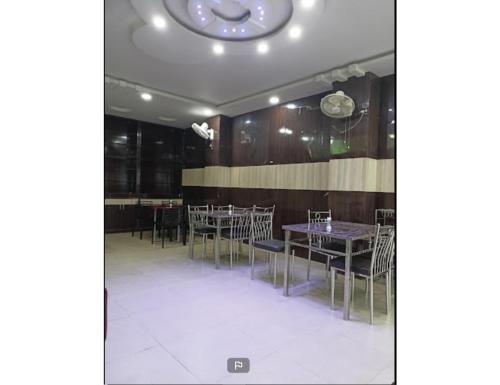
left=201, top=17, right=206, bottom=21
left=286, top=103, right=297, bottom=110
left=202, top=108, right=213, bottom=116
left=152, top=16, right=166, bottom=29
left=109, top=105, right=131, bottom=113
left=388, top=108, right=393, bottom=112
left=232, top=27, right=236, bottom=32
left=245, top=119, right=251, bottom=124
left=158, top=116, right=176, bottom=122
left=301, top=0, right=316, bottom=9
left=223, top=28, right=228, bottom=33
left=389, top=134, right=395, bottom=139
left=140, top=92, right=152, bottom=101
left=289, top=26, right=302, bottom=39
left=197, top=4, right=201, bottom=9
left=257, top=6, right=262, bottom=10
left=213, top=43, right=224, bottom=55
left=241, top=28, right=245, bottom=33
left=259, top=17, right=264, bottom=21
left=257, top=42, right=269, bottom=54
left=269, top=96, right=280, bottom=105
left=198, top=10, right=202, bottom=15
left=391, top=120, right=396, bottom=124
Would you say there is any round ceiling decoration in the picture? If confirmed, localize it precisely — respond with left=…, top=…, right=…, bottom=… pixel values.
left=163, top=0, right=294, bottom=41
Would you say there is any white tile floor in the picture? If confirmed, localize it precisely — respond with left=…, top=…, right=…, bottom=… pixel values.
left=105, top=233, right=394, bottom=384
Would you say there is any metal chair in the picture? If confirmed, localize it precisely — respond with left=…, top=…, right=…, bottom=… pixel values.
left=160, top=207, right=182, bottom=248
left=253, top=205, right=275, bottom=214
left=375, top=209, right=395, bottom=227
left=221, top=213, right=252, bottom=269
left=250, top=212, right=293, bottom=288
left=330, top=224, right=395, bottom=324
left=188, top=205, right=216, bottom=259
left=132, top=199, right=154, bottom=239
left=211, top=204, right=232, bottom=212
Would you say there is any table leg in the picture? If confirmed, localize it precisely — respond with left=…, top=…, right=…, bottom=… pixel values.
left=215, top=217, right=221, bottom=269
left=152, top=208, right=157, bottom=244
left=343, top=239, right=352, bottom=320
left=188, top=215, right=194, bottom=259
left=283, top=230, right=290, bottom=296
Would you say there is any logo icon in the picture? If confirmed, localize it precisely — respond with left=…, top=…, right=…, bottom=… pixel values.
left=227, top=358, right=250, bottom=373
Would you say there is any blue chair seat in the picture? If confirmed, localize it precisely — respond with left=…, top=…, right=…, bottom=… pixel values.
left=253, top=239, right=285, bottom=253
left=330, top=255, right=372, bottom=276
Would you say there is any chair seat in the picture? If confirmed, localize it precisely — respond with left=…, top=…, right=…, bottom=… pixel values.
left=194, top=226, right=216, bottom=234
left=253, top=239, right=285, bottom=253
left=330, top=255, right=372, bottom=276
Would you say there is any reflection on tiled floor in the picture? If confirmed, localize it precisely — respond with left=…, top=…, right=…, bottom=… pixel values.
left=105, top=233, right=394, bottom=384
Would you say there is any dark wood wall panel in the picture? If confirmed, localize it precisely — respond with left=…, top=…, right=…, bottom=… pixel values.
left=378, top=74, right=395, bottom=159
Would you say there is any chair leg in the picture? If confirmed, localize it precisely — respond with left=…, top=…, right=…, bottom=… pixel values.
left=325, top=256, right=331, bottom=282
left=273, top=253, right=278, bottom=288
left=369, top=276, right=374, bottom=325
left=162, top=225, right=165, bottom=249
left=290, top=249, right=295, bottom=283
left=307, top=247, right=312, bottom=281
left=351, top=273, right=355, bottom=304
left=385, top=272, right=391, bottom=314
left=268, top=253, right=271, bottom=275
left=202, top=235, right=207, bottom=259
left=229, top=239, right=233, bottom=270
left=365, top=277, right=369, bottom=302
left=177, top=225, right=181, bottom=242
left=251, top=246, right=255, bottom=279
left=330, top=269, right=336, bottom=310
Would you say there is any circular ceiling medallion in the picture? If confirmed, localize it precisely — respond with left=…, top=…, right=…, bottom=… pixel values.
left=163, top=0, right=294, bottom=41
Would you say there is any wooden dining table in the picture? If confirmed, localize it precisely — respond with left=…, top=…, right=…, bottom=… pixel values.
left=282, top=221, right=376, bottom=320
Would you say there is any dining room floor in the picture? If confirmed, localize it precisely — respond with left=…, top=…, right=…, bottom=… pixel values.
left=105, top=232, right=395, bottom=384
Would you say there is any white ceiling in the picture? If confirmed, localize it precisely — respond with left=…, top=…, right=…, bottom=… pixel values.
left=105, top=0, right=394, bottom=128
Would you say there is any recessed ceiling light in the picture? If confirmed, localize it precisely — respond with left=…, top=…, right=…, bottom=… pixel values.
left=245, top=119, right=251, bottom=124
left=213, top=43, right=224, bottom=55
left=152, top=16, right=166, bottom=29
left=289, top=26, right=302, bottom=39
left=269, top=96, right=280, bottom=105
left=203, top=108, right=213, bottom=116
left=232, top=27, right=236, bottom=32
left=140, top=92, right=152, bottom=101
left=301, top=0, right=316, bottom=9
left=257, top=42, right=269, bottom=54
left=198, top=10, right=202, bottom=15
left=201, top=17, right=206, bottom=21
left=259, top=17, right=264, bottom=21
left=286, top=103, right=297, bottom=110
left=158, top=116, right=176, bottom=122
left=197, top=4, right=201, bottom=9
left=109, top=105, right=131, bottom=113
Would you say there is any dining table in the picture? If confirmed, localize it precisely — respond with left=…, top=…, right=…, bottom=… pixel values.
left=188, top=210, right=249, bottom=269
left=282, top=221, right=376, bottom=320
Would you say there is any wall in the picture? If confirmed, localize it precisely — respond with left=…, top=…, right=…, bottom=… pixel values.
left=105, top=115, right=193, bottom=198
left=182, top=73, right=395, bottom=237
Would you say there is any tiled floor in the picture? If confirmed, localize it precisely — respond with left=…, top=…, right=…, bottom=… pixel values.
left=105, top=233, right=394, bottom=384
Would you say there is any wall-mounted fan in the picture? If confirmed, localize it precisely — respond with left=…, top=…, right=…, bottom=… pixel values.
left=320, top=91, right=356, bottom=118
left=191, top=122, right=214, bottom=140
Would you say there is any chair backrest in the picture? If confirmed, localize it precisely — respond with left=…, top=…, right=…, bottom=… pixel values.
left=140, top=199, right=154, bottom=206
left=375, top=209, right=395, bottom=226
left=211, top=205, right=231, bottom=212
left=188, top=204, right=209, bottom=227
left=308, top=209, right=332, bottom=243
left=370, top=224, right=395, bottom=276
left=253, top=205, right=275, bottom=215
left=308, top=209, right=332, bottom=224
left=234, top=206, right=253, bottom=213
left=250, top=212, right=273, bottom=242
left=230, top=213, right=252, bottom=240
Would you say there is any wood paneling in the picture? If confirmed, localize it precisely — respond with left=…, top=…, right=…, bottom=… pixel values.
left=378, top=75, right=395, bottom=159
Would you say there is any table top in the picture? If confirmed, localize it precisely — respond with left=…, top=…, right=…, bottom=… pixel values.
left=282, top=221, right=375, bottom=241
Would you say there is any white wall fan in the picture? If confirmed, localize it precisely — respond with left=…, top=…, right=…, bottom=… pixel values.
left=320, top=91, right=356, bottom=118
left=191, top=122, right=214, bottom=140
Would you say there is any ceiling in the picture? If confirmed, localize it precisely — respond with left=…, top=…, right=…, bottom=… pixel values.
left=105, top=0, right=394, bottom=128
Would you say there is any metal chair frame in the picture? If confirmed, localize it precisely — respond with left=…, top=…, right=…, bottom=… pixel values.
left=330, top=224, right=395, bottom=324
left=221, top=213, right=252, bottom=269
left=188, top=204, right=215, bottom=259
